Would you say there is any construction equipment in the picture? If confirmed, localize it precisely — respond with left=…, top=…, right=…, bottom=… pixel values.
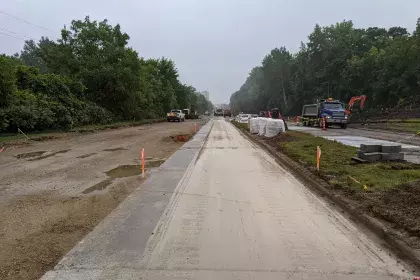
left=302, top=98, right=348, bottom=129
left=346, top=95, right=367, bottom=115
left=223, top=109, right=232, bottom=117
left=183, top=109, right=190, bottom=119
left=214, top=108, right=224, bottom=116
left=183, top=109, right=199, bottom=119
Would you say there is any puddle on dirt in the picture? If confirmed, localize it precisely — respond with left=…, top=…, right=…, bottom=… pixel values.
left=82, top=159, right=165, bottom=194
left=29, top=149, right=71, bottom=161
left=105, top=165, right=142, bottom=178
left=103, top=147, right=128, bottom=152
left=82, top=179, right=113, bottom=194
left=16, top=151, right=47, bottom=159
left=105, top=160, right=165, bottom=179
left=76, top=153, right=97, bottom=159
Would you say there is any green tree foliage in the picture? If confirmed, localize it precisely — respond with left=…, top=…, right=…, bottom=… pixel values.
left=230, top=19, right=420, bottom=115
left=0, top=55, right=18, bottom=108
left=0, top=16, right=211, bottom=132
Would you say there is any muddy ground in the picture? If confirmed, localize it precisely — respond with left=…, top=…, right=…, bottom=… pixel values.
left=0, top=119, right=207, bottom=280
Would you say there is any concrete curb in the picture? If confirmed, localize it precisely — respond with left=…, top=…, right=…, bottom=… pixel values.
left=232, top=122, right=420, bottom=271
left=41, top=120, right=214, bottom=280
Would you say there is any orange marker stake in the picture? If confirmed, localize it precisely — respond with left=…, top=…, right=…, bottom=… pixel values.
left=322, top=117, right=326, bottom=131
left=316, top=146, right=321, bottom=171
left=141, top=148, right=145, bottom=178
left=194, top=122, right=197, bottom=133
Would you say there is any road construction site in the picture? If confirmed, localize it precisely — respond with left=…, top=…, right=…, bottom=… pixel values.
left=1, top=117, right=420, bottom=279
left=40, top=118, right=416, bottom=279
left=0, top=119, right=207, bottom=280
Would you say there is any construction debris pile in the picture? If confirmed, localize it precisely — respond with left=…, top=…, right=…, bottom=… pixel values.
left=353, top=144, right=404, bottom=163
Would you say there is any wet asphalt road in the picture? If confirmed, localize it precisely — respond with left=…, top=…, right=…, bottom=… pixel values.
left=42, top=119, right=413, bottom=279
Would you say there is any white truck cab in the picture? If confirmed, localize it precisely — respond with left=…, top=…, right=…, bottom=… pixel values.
left=167, top=109, right=185, bottom=122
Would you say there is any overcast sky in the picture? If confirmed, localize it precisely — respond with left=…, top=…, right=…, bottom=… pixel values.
left=1, top=0, right=419, bottom=103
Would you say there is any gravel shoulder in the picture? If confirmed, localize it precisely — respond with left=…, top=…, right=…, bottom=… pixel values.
left=0, top=119, right=207, bottom=280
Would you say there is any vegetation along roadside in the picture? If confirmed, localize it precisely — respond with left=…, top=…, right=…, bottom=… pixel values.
left=0, top=16, right=213, bottom=135
left=230, top=19, right=420, bottom=119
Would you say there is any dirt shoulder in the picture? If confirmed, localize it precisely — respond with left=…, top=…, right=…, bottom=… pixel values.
left=233, top=121, right=420, bottom=269
left=0, top=118, right=207, bottom=280
left=0, top=119, right=166, bottom=147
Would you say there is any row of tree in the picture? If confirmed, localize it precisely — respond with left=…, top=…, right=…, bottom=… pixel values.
left=0, top=16, right=212, bottom=132
left=230, top=19, right=420, bottom=116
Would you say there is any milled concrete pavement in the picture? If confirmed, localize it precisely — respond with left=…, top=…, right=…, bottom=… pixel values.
left=42, top=119, right=413, bottom=279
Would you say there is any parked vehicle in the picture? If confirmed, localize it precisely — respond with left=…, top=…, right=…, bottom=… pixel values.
left=167, top=109, right=185, bottom=122
left=259, top=111, right=268, bottom=117
left=214, top=108, right=224, bottom=116
left=235, top=113, right=244, bottom=122
left=223, top=109, right=232, bottom=117
left=183, top=109, right=199, bottom=119
left=239, top=114, right=252, bottom=123
left=302, top=98, right=347, bottom=128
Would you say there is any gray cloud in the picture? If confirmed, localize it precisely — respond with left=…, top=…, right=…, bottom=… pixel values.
left=1, top=0, right=419, bottom=103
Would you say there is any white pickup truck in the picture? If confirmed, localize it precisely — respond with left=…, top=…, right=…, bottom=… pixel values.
left=167, top=109, right=185, bottom=122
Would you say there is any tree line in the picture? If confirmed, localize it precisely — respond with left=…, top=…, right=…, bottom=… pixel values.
left=230, top=19, right=420, bottom=116
left=0, top=16, right=212, bottom=132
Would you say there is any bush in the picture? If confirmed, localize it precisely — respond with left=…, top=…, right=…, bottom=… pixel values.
left=0, top=60, right=114, bottom=132
left=0, top=55, right=18, bottom=107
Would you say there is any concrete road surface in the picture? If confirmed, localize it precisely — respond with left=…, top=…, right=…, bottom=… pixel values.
left=43, top=119, right=413, bottom=279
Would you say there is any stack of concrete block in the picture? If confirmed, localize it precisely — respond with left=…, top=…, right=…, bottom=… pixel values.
left=356, top=144, right=404, bottom=162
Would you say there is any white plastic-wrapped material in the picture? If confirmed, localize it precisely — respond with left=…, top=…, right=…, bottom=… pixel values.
left=249, top=118, right=260, bottom=134
left=258, top=118, right=268, bottom=136
left=265, top=119, right=286, bottom=137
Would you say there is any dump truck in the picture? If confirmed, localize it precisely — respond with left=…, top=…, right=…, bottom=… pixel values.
left=214, top=108, right=224, bottom=116
left=223, top=109, right=232, bottom=117
left=302, top=98, right=348, bottom=129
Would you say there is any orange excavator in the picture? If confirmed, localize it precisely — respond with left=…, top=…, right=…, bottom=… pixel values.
left=346, top=95, right=367, bottom=115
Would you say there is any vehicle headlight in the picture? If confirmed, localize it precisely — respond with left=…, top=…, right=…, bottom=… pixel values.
left=325, top=115, right=331, bottom=119
left=345, top=115, right=348, bottom=119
